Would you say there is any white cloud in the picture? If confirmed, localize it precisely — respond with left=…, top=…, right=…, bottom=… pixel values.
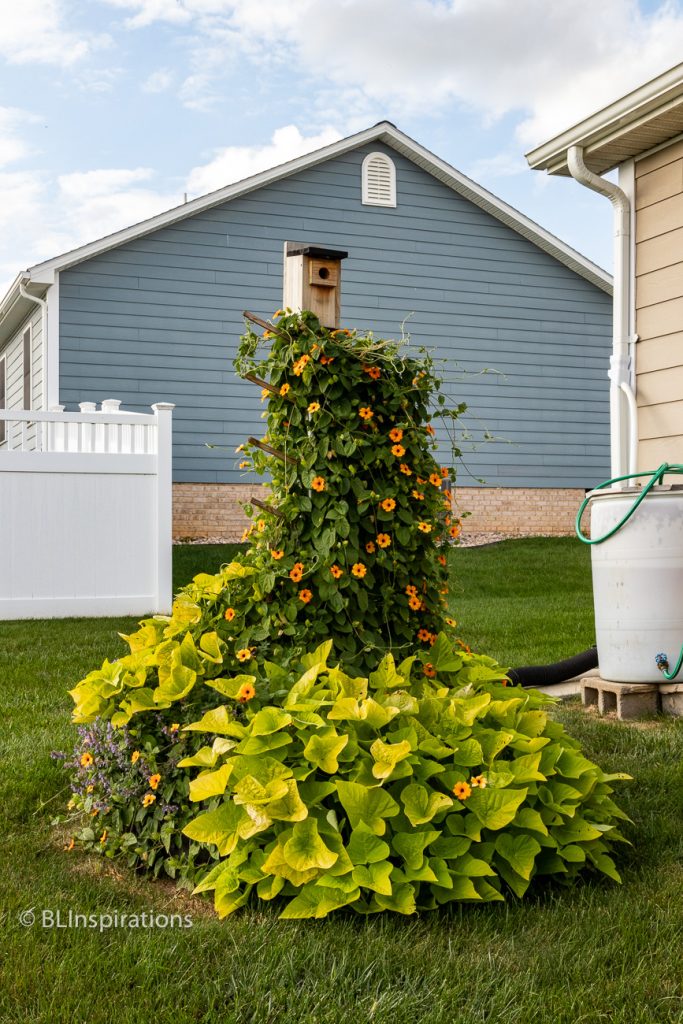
left=186, top=124, right=342, bottom=196
left=142, top=68, right=174, bottom=93
left=99, top=0, right=683, bottom=144
left=57, top=167, right=155, bottom=199
left=0, top=107, right=41, bottom=168
left=0, top=0, right=108, bottom=67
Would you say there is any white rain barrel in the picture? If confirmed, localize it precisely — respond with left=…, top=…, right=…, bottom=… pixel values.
left=590, top=485, right=683, bottom=682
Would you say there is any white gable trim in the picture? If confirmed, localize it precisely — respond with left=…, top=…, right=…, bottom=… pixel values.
left=16, top=122, right=611, bottom=295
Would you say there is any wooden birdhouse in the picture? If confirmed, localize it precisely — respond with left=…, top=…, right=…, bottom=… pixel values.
left=283, top=243, right=348, bottom=329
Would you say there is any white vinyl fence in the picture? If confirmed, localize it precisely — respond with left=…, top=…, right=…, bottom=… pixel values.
left=0, top=401, right=174, bottom=620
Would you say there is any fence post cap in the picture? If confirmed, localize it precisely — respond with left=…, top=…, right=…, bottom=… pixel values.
left=151, top=403, right=176, bottom=412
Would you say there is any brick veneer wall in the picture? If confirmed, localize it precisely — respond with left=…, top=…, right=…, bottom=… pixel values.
left=455, top=486, right=590, bottom=537
left=173, top=483, right=589, bottom=542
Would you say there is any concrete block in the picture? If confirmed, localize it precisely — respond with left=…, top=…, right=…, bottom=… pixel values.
left=659, top=682, right=683, bottom=717
left=579, top=675, right=660, bottom=720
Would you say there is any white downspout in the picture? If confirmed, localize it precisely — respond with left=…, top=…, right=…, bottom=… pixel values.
left=567, top=145, right=636, bottom=484
left=18, top=279, right=47, bottom=411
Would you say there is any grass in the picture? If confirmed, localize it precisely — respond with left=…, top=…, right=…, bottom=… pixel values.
left=2, top=538, right=683, bottom=1023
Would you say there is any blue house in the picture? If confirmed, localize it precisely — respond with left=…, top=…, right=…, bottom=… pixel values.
left=0, top=122, right=612, bottom=539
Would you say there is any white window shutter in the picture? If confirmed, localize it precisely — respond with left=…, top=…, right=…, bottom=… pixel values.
left=362, top=152, right=397, bottom=207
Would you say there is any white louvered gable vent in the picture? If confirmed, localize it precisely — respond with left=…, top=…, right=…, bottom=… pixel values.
left=361, top=152, right=396, bottom=207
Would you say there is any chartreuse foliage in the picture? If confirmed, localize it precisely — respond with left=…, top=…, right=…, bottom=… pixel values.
left=175, top=640, right=629, bottom=918
left=64, top=311, right=630, bottom=917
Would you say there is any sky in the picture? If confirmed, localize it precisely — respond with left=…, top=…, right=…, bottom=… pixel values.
left=1, top=0, right=683, bottom=295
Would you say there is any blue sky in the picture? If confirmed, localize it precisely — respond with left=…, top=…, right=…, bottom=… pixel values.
left=1, top=0, right=683, bottom=294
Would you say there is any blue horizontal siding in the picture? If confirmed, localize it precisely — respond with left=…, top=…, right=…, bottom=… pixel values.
left=59, top=142, right=612, bottom=488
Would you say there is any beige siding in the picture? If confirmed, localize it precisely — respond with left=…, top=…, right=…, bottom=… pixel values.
left=0, top=308, right=44, bottom=448
left=635, top=137, right=683, bottom=468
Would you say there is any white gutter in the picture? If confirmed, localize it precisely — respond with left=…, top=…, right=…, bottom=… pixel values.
left=566, top=145, right=636, bottom=484
left=19, top=279, right=47, bottom=411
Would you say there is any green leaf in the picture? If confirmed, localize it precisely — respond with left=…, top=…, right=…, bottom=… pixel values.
left=189, top=762, right=233, bottom=802
left=249, top=707, right=293, bottom=736
left=304, top=729, right=349, bottom=774
left=353, top=861, right=393, bottom=895
left=266, top=779, right=309, bottom=822
left=370, top=738, right=413, bottom=780
left=346, top=824, right=391, bottom=865
left=392, top=830, right=440, bottom=870
left=184, top=706, right=246, bottom=737
left=182, top=802, right=246, bottom=856
left=371, top=883, right=416, bottom=915
left=509, top=753, right=545, bottom=783
left=279, top=882, right=360, bottom=919
left=199, top=631, right=226, bottom=664
left=400, top=784, right=452, bottom=826
left=336, top=780, right=400, bottom=835
left=283, top=818, right=339, bottom=872
left=467, top=787, right=527, bottom=830
left=495, top=834, right=541, bottom=880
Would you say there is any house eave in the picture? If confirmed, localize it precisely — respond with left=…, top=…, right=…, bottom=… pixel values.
left=526, top=61, right=683, bottom=176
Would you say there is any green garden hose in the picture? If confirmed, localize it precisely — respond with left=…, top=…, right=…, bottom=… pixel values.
left=575, top=462, right=683, bottom=680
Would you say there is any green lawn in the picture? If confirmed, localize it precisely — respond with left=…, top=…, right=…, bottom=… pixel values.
left=2, top=539, right=683, bottom=1024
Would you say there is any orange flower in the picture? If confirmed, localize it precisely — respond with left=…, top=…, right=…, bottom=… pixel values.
left=99, top=829, right=108, bottom=844
left=66, top=838, right=75, bottom=851
left=131, top=751, right=140, bottom=764
left=280, top=383, right=291, bottom=396
left=298, top=588, right=313, bottom=604
left=399, top=463, right=412, bottom=476
left=418, top=522, right=432, bottom=533
left=142, top=793, right=156, bottom=807
left=359, top=407, right=373, bottom=421
left=224, top=607, right=236, bottom=621
left=271, top=550, right=284, bottom=560
left=391, top=443, right=405, bottom=457
left=365, top=541, right=376, bottom=554
left=261, top=388, right=269, bottom=401
left=320, top=355, right=334, bottom=366
left=417, top=628, right=432, bottom=642
left=416, top=476, right=426, bottom=485
left=446, top=616, right=457, bottom=627
left=429, top=472, right=442, bottom=487
left=311, top=476, right=326, bottom=492
left=330, top=565, right=343, bottom=579
left=423, top=663, right=437, bottom=678
left=408, top=595, right=422, bottom=611
left=441, top=467, right=449, bottom=478
left=452, top=781, right=472, bottom=801
left=381, top=497, right=396, bottom=512
left=412, top=489, right=424, bottom=500
left=237, top=681, right=256, bottom=703
left=308, top=402, right=321, bottom=413
left=471, top=775, right=487, bottom=789
left=80, top=751, right=94, bottom=768
left=256, top=519, right=266, bottom=532
left=450, top=524, right=461, bottom=538
left=236, top=648, right=253, bottom=663
left=273, top=309, right=284, bottom=317
left=438, top=554, right=447, bottom=567
left=363, top=365, right=381, bottom=380
left=351, top=563, right=367, bottom=578
left=376, top=533, right=391, bottom=549
left=263, top=331, right=273, bottom=339
left=239, top=461, right=250, bottom=469
left=389, top=428, right=403, bottom=442
left=405, top=585, right=418, bottom=597
left=293, top=354, right=310, bottom=376
left=289, top=562, right=304, bottom=582
left=149, top=773, right=161, bottom=790
left=425, top=424, right=435, bottom=436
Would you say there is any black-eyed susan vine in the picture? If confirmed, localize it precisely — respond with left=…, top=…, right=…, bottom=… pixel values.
left=62, top=310, right=630, bottom=917
left=231, top=309, right=468, bottom=671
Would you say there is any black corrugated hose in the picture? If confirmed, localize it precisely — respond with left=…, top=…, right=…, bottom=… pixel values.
left=507, top=647, right=598, bottom=689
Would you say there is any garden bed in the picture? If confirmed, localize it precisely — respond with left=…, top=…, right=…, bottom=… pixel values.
left=2, top=539, right=682, bottom=1023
